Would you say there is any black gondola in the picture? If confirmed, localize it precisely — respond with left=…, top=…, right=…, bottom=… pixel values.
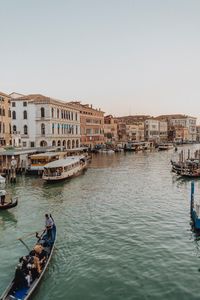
left=0, top=190, right=18, bottom=210
left=0, top=217, right=56, bottom=300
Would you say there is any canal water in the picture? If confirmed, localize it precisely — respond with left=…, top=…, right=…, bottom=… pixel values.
left=0, top=147, right=200, bottom=300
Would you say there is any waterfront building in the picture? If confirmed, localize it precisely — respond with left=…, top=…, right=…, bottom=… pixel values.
left=69, top=102, right=104, bottom=148
left=196, top=126, right=200, bottom=143
left=125, top=123, right=145, bottom=142
left=144, top=119, right=160, bottom=142
left=158, top=121, right=168, bottom=142
left=104, top=115, right=118, bottom=143
left=156, top=114, right=196, bottom=142
left=116, top=115, right=149, bottom=143
left=0, top=91, right=12, bottom=147
left=10, top=94, right=80, bottom=148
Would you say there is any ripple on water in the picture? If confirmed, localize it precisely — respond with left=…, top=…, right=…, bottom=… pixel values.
left=1, top=147, right=200, bottom=299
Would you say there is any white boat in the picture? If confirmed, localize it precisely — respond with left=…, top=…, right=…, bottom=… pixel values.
left=42, top=156, right=87, bottom=182
left=158, top=143, right=174, bottom=151
left=0, top=175, right=6, bottom=184
left=27, top=152, right=67, bottom=175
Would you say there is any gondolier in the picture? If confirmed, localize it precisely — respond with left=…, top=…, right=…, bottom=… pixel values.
left=45, top=214, right=54, bottom=240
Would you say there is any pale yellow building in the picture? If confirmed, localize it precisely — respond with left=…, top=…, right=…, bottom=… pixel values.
left=0, top=91, right=11, bottom=146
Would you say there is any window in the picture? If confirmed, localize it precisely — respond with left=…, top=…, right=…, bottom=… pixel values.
left=41, top=107, right=45, bottom=118
left=52, top=108, right=54, bottom=118
left=57, top=109, right=59, bottom=119
left=13, top=125, right=17, bottom=133
left=41, top=123, right=45, bottom=135
left=30, top=142, right=35, bottom=147
left=22, top=142, right=27, bottom=147
left=52, top=124, right=54, bottom=134
left=12, top=102, right=15, bottom=107
left=12, top=111, right=16, bottom=119
left=23, top=110, right=27, bottom=119
left=8, top=109, right=11, bottom=118
left=23, top=101, right=27, bottom=107
left=24, top=125, right=28, bottom=135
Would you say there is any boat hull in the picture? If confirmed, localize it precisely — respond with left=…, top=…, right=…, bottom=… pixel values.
left=0, top=224, right=56, bottom=300
left=0, top=198, right=18, bottom=210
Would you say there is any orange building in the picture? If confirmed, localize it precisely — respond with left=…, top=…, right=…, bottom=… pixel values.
left=0, top=91, right=11, bottom=146
left=69, top=102, right=104, bottom=148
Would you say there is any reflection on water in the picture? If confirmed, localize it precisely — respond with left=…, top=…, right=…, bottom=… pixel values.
left=1, top=146, right=200, bottom=299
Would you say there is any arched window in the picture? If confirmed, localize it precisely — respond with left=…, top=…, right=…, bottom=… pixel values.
left=76, top=139, right=79, bottom=148
left=52, top=140, right=56, bottom=147
left=23, top=110, right=27, bottom=119
left=57, top=109, right=59, bottom=119
left=41, top=123, right=45, bottom=135
left=13, top=125, right=17, bottom=133
left=12, top=111, right=16, bottom=119
left=41, top=107, right=45, bottom=118
left=24, top=125, right=28, bottom=135
left=40, top=140, right=47, bottom=147
left=52, top=123, right=54, bottom=134
left=51, top=108, right=54, bottom=118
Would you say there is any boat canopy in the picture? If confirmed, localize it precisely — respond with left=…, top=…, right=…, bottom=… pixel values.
left=30, top=152, right=66, bottom=160
left=43, top=156, right=83, bottom=169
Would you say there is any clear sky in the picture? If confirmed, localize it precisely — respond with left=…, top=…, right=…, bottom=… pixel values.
left=1, top=0, right=200, bottom=119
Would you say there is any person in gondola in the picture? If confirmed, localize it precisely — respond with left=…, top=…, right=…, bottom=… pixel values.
left=45, top=214, right=54, bottom=241
left=11, top=260, right=28, bottom=293
left=1, top=195, right=5, bottom=205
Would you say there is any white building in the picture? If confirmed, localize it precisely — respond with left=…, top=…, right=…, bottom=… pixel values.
left=144, top=119, right=160, bottom=142
left=169, top=115, right=196, bottom=142
left=11, top=94, right=81, bottom=149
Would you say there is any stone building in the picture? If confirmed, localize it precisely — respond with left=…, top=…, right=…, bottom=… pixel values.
left=11, top=94, right=80, bottom=149
left=0, top=91, right=12, bottom=146
left=156, top=114, right=196, bottom=142
left=104, top=115, right=118, bottom=143
left=69, top=102, right=104, bottom=148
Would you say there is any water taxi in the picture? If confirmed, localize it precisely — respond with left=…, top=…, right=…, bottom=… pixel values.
left=158, top=143, right=174, bottom=151
left=27, top=152, right=67, bottom=175
left=42, top=155, right=87, bottom=182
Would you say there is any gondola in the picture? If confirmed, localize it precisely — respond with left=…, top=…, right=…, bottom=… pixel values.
left=0, top=198, right=18, bottom=210
left=0, top=217, right=56, bottom=300
left=0, top=190, right=18, bottom=210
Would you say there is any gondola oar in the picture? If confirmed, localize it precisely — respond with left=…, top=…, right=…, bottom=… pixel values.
left=18, top=238, right=31, bottom=252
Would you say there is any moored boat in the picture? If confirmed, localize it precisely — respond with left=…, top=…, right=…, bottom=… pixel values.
left=158, top=143, right=174, bottom=151
left=0, top=175, right=6, bottom=184
left=0, top=217, right=56, bottom=300
left=0, top=190, right=18, bottom=210
left=42, top=155, right=87, bottom=182
left=27, top=152, right=67, bottom=175
left=190, top=181, right=200, bottom=230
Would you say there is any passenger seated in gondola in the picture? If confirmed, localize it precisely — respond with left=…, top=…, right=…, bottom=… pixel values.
left=34, top=244, right=47, bottom=269
left=11, top=259, right=29, bottom=293
left=27, top=250, right=42, bottom=281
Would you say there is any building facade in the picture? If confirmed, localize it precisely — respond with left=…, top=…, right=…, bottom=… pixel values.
left=104, top=115, right=118, bottom=143
left=0, top=91, right=11, bottom=146
left=156, top=114, right=197, bottom=142
left=69, top=102, right=104, bottom=148
left=11, top=94, right=81, bottom=149
left=144, top=119, right=160, bottom=142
